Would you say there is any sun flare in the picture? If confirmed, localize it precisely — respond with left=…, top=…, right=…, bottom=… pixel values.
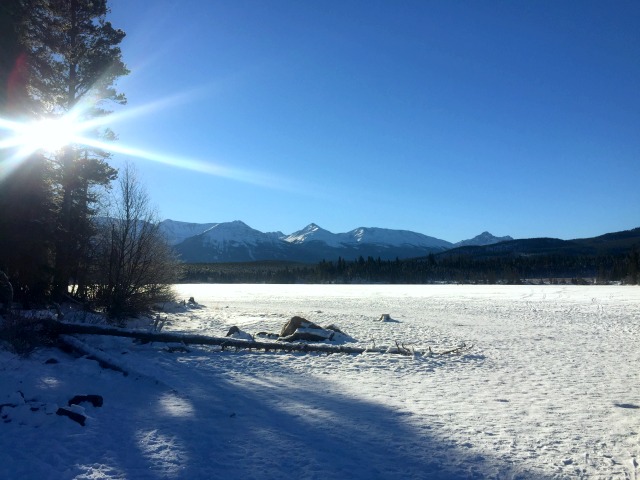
left=0, top=114, right=87, bottom=156
left=17, top=117, right=81, bottom=153
left=1, top=94, right=290, bottom=190
left=0, top=113, right=97, bottom=179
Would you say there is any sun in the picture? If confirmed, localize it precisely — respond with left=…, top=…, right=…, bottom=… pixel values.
left=14, top=116, right=82, bottom=154
left=0, top=113, right=88, bottom=156
left=1, top=93, right=289, bottom=189
left=0, top=113, right=94, bottom=179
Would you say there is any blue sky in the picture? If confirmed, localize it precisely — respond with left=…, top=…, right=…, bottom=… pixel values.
left=106, top=0, right=639, bottom=242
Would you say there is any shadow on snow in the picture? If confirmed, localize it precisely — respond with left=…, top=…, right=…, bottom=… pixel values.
left=112, top=348, right=552, bottom=480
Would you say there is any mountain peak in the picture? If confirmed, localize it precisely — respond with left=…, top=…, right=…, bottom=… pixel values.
left=344, top=226, right=452, bottom=248
left=455, top=231, right=513, bottom=247
left=284, top=223, right=340, bottom=246
left=201, top=220, right=260, bottom=238
left=303, top=223, right=324, bottom=232
left=159, top=219, right=218, bottom=245
left=161, top=218, right=474, bottom=263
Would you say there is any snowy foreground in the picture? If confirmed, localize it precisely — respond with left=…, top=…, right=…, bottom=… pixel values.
left=2, top=284, right=640, bottom=479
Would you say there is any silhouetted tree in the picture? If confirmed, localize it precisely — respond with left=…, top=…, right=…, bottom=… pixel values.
left=0, top=0, right=57, bottom=303
left=91, top=164, right=178, bottom=319
left=18, top=0, right=128, bottom=297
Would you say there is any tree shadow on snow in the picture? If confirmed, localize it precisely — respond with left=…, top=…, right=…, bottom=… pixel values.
left=109, top=350, right=555, bottom=480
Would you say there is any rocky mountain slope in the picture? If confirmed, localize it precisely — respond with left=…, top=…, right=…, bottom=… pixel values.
left=161, top=220, right=464, bottom=263
left=159, top=220, right=639, bottom=264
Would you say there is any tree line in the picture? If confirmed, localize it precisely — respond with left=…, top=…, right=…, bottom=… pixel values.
left=0, top=0, right=178, bottom=318
left=180, top=250, right=640, bottom=285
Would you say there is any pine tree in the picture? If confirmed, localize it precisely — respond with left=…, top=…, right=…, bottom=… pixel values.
left=0, top=0, right=58, bottom=303
left=18, top=0, right=129, bottom=297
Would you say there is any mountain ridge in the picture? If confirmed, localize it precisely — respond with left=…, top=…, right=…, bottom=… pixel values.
left=454, top=231, right=513, bottom=248
left=161, top=219, right=469, bottom=263
left=159, top=219, right=640, bottom=264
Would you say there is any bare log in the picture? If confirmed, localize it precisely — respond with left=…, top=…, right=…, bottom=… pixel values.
left=35, top=319, right=472, bottom=357
left=435, top=343, right=474, bottom=355
left=59, top=334, right=129, bottom=374
left=43, top=320, right=423, bottom=356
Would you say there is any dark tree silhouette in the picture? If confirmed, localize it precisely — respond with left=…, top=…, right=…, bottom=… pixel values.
left=2, top=0, right=129, bottom=300
left=19, top=0, right=128, bottom=297
left=91, top=163, right=179, bottom=319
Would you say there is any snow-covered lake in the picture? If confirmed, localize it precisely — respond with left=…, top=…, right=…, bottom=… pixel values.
left=2, top=284, right=640, bottom=479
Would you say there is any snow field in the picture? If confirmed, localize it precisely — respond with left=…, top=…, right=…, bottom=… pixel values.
left=1, top=284, right=639, bottom=479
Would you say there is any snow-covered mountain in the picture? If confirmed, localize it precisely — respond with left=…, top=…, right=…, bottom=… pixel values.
left=171, top=221, right=290, bottom=263
left=344, top=226, right=452, bottom=249
left=283, top=224, right=453, bottom=249
left=283, top=223, right=344, bottom=247
left=454, top=231, right=514, bottom=248
left=159, top=220, right=218, bottom=246
left=198, top=221, right=278, bottom=246
left=163, top=219, right=509, bottom=263
left=283, top=224, right=452, bottom=250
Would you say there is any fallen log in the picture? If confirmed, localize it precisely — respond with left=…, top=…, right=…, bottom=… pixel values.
left=42, top=320, right=471, bottom=357
left=51, top=321, right=383, bottom=355
left=59, top=334, right=129, bottom=374
left=47, top=321, right=389, bottom=355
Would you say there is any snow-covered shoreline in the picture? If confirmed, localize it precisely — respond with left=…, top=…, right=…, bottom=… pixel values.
left=2, top=284, right=639, bottom=479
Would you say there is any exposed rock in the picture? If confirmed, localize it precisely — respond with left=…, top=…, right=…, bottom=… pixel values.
left=324, top=324, right=355, bottom=343
left=255, top=331, right=279, bottom=339
left=324, top=324, right=344, bottom=334
left=280, top=316, right=322, bottom=337
left=225, top=325, right=253, bottom=341
left=226, top=326, right=241, bottom=337
left=68, top=394, right=103, bottom=408
left=378, top=314, right=399, bottom=323
left=56, top=407, right=86, bottom=426
left=280, top=327, right=334, bottom=342
left=278, top=316, right=354, bottom=343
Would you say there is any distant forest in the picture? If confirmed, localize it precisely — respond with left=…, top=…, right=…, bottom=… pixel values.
left=179, top=249, right=640, bottom=285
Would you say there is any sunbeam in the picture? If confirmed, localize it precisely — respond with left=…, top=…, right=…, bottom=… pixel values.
left=77, top=136, right=290, bottom=190
left=1, top=93, right=294, bottom=191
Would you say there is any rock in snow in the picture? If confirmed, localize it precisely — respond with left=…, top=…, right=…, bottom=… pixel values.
left=278, top=316, right=354, bottom=343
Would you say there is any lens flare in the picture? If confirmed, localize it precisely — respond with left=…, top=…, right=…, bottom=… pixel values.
left=1, top=91, right=293, bottom=191
left=17, top=117, right=81, bottom=153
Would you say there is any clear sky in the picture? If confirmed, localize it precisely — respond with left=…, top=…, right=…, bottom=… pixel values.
left=105, top=0, right=639, bottom=243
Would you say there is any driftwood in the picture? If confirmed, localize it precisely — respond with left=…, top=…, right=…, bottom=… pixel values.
left=56, top=407, right=86, bottom=426
left=436, top=343, right=472, bottom=355
left=59, top=334, right=129, bottom=374
left=52, top=321, right=383, bottom=355
left=43, top=320, right=472, bottom=357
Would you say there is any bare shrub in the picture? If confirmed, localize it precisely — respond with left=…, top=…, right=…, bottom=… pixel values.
left=90, top=163, right=179, bottom=320
left=0, top=313, right=59, bottom=355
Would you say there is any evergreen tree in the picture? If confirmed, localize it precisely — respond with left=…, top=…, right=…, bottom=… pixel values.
left=0, top=0, right=57, bottom=303
left=0, top=0, right=38, bottom=117
left=18, top=0, right=128, bottom=297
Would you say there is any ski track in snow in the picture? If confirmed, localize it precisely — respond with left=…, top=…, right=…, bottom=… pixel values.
left=1, top=284, right=639, bottom=479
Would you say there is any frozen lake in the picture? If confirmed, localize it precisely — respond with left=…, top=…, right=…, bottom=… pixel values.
left=169, top=285, right=640, bottom=478
left=2, top=284, right=639, bottom=479
left=167, top=284, right=640, bottom=478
